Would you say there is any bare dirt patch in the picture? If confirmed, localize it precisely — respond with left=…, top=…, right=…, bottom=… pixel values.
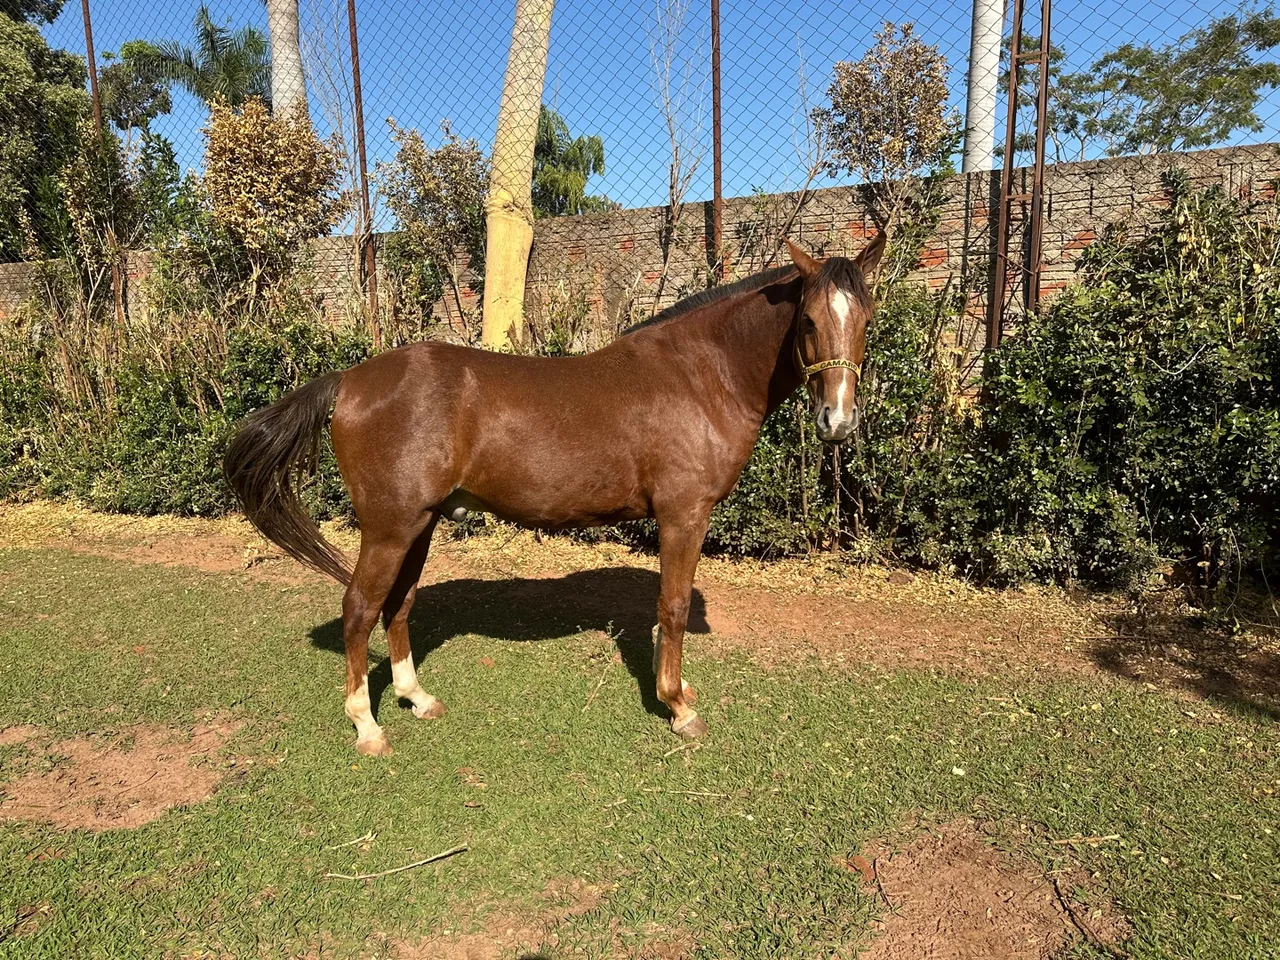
left=396, top=878, right=605, bottom=960
left=0, top=501, right=328, bottom=580
left=0, top=725, right=41, bottom=747
left=1087, top=594, right=1280, bottom=717
left=0, top=717, right=241, bottom=831
left=856, top=819, right=1129, bottom=960
left=395, top=878, right=693, bottom=960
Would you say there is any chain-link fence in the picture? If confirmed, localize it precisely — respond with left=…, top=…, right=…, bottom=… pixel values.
left=6, top=0, right=1280, bottom=340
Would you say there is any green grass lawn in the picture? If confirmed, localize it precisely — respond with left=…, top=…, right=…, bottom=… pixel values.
left=0, top=547, right=1277, bottom=958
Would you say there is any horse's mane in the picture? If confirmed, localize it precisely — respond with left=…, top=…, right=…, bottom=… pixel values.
left=620, top=265, right=796, bottom=336
left=620, top=257, right=872, bottom=337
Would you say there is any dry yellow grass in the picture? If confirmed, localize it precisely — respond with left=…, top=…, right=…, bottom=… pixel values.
left=0, top=500, right=1101, bottom=640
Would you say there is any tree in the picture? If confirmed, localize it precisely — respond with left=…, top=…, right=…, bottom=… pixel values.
left=482, top=0, right=555, bottom=347
left=0, top=0, right=66, bottom=23
left=99, top=42, right=173, bottom=134
left=647, top=0, right=705, bottom=307
left=532, top=105, right=609, bottom=216
left=1002, top=11, right=1280, bottom=162
left=0, top=15, right=90, bottom=260
left=60, top=124, right=142, bottom=286
left=134, top=130, right=186, bottom=242
left=1097, top=9, right=1280, bottom=154
left=379, top=121, right=489, bottom=338
left=264, top=0, right=307, bottom=118
left=816, top=22, right=958, bottom=230
left=203, top=97, right=345, bottom=294
left=996, top=37, right=1131, bottom=163
left=130, top=4, right=270, bottom=108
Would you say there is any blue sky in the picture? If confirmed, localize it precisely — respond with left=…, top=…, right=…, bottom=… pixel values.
left=42, top=0, right=1279, bottom=227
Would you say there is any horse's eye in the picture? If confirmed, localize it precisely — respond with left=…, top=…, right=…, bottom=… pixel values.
left=802, top=315, right=817, bottom=333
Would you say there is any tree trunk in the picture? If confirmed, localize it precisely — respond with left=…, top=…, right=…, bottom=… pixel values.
left=482, top=0, right=554, bottom=348
left=266, top=0, right=308, bottom=120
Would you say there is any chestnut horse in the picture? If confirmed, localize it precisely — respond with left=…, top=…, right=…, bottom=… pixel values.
left=224, top=237, right=884, bottom=755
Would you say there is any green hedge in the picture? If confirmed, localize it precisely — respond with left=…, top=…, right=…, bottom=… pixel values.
left=968, top=173, right=1280, bottom=585
left=2, top=172, right=1276, bottom=588
left=0, top=319, right=371, bottom=519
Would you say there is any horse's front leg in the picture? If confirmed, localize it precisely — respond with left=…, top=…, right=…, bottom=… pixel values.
left=654, top=511, right=711, bottom=739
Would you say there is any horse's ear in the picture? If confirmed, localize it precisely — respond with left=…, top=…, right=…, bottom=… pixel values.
left=855, top=232, right=887, bottom=278
left=786, top=239, right=820, bottom=280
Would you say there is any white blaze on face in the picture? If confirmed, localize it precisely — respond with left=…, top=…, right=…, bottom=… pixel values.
left=828, top=285, right=856, bottom=424
left=834, top=371, right=853, bottom=424
left=829, top=286, right=853, bottom=334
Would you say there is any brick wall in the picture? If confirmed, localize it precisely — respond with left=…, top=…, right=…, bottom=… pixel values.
left=0, top=262, right=36, bottom=320
left=1, top=143, right=1276, bottom=327
left=520, top=143, right=1280, bottom=329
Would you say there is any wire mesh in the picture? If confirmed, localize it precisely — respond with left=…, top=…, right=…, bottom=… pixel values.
left=5, top=0, right=1280, bottom=338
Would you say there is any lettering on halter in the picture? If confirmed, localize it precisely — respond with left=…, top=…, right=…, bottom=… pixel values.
left=801, top=357, right=860, bottom=384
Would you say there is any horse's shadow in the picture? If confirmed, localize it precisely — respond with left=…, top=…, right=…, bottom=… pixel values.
left=307, top=566, right=709, bottom=719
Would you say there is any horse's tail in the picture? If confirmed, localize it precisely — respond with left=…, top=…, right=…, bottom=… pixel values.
left=223, top=371, right=352, bottom=586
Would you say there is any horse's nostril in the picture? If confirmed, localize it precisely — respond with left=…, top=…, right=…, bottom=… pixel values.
left=817, top=406, right=832, bottom=431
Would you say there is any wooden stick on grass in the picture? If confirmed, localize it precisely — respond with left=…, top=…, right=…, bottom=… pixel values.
left=324, top=844, right=468, bottom=881
left=325, top=829, right=376, bottom=851
left=1050, top=834, right=1122, bottom=846
left=872, top=857, right=895, bottom=913
left=582, top=654, right=619, bottom=712
left=1052, top=876, right=1126, bottom=958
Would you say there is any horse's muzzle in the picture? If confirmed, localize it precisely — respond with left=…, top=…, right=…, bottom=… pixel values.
left=815, top=403, right=856, bottom=444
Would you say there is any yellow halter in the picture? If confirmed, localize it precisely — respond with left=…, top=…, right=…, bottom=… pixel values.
left=800, top=357, right=860, bottom=384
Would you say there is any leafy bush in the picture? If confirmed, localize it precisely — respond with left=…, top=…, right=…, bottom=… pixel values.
left=705, top=400, right=829, bottom=556
left=834, top=283, right=977, bottom=565
left=970, top=171, right=1280, bottom=585
left=0, top=331, right=52, bottom=498
left=704, top=171, right=1279, bottom=588
left=0, top=316, right=369, bottom=516
left=0, top=95, right=367, bottom=518
left=204, top=98, right=346, bottom=274
left=378, top=121, right=488, bottom=341
left=0, top=14, right=90, bottom=261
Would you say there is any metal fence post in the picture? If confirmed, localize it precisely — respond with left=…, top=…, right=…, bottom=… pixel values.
left=347, top=0, right=378, bottom=345
left=80, top=0, right=126, bottom=328
left=988, top=0, right=1051, bottom=350
left=711, top=0, right=723, bottom=280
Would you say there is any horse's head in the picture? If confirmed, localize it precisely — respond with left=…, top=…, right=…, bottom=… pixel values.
left=786, top=234, right=886, bottom=443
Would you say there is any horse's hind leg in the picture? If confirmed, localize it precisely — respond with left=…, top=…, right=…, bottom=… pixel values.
left=384, top=515, right=445, bottom=720
left=342, top=531, right=420, bottom=756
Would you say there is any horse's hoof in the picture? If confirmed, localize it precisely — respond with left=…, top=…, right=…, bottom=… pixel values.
left=355, top=734, right=393, bottom=757
left=671, top=713, right=708, bottom=740
left=411, top=697, right=446, bottom=720
left=681, top=680, right=698, bottom=705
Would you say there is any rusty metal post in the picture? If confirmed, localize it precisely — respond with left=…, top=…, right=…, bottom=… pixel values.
left=80, top=0, right=125, bottom=328
left=711, top=0, right=724, bottom=280
left=347, top=0, right=378, bottom=344
left=1027, top=0, right=1052, bottom=306
left=988, top=0, right=1052, bottom=351
left=81, top=0, right=103, bottom=132
left=988, top=0, right=1023, bottom=351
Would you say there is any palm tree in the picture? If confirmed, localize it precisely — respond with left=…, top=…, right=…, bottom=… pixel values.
left=264, top=0, right=307, bottom=118
left=532, top=105, right=609, bottom=217
left=130, top=5, right=270, bottom=108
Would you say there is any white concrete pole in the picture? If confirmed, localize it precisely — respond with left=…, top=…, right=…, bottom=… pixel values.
left=963, top=0, right=1005, bottom=172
